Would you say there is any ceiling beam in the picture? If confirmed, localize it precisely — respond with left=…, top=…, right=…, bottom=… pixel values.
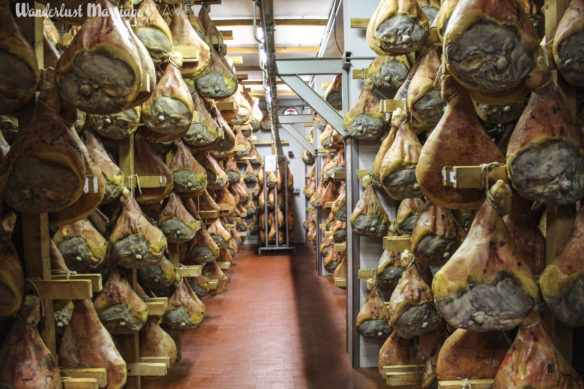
left=220, top=30, right=233, bottom=40
left=250, top=91, right=298, bottom=97
left=227, top=46, right=320, bottom=54
left=213, top=18, right=328, bottom=27
left=235, top=65, right=261, bottom=71
left=243, top=80, right=286, bottom=85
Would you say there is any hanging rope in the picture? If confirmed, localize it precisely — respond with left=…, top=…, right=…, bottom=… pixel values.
left=24, top=279, right=45, bottom=322
left=480, top=162, right=505, bottom=215
left=520, top=316, right=541, bottom=330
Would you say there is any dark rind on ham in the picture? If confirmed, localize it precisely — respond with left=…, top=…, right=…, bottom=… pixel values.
left=445, top=21, right=534, bottom=94
left=508, top=138, right=584, bottom=206
left=435, top=271, right=535, bottom=331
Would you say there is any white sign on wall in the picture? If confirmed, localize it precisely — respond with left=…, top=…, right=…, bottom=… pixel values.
left=265, top=155, right=277, bottom=172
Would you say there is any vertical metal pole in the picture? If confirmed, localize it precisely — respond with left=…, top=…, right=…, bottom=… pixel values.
left=263, top=164, right=269, bottom=250
left=275, top=173, right=279, bottom=247
left=315, top=153, right=323, bottom=275
left=284, top=161, right=290, bottom=247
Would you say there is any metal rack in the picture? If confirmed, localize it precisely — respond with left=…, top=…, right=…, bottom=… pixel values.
left=258, top=156, right=296, bottom=255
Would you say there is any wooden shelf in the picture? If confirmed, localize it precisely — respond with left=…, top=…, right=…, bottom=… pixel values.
left=332, top=170, right=346, bottom=180
left=62, top=378, right=98, bottom=389
left=352, top=69, right=366, bottom=79
left=333, top=277, right=347, bottom=288
left=357, top=170, right=369, bottom=179
left=251, top=140, right=290, bottom=146
left=358, top=269, right=375, bottom=280
left=174, top=45, right=199, bottom=62
left=52, top=273, right=102, bottom=293
left=178, top=265, right=202, bottom=278
left=145, top=297, right=168, bottom=316
left=30, top=279, right=93, bottom=300
left=438, top=379, right=494, bottom=389
left=217, top=261, right=231, bottom=270
left=61, top=368, right=107, bottom=388
left=125, top=175, right=169, bottom=189
left=236, top=74, right=249, bottom=80
left=383, top=236, right=411, bottom=252
left=140, top=356, right=170, bottom=368
left=334, top=242, right=346, bottom=252
left=217, top=101, right=236, bottom=111
left=382, top=364, right=424, bottom=387
left=127, top=362, right=167, bottom=377
left=379, top=98, right=407, bottom=113
left=441, top=165, right=507, bottom=189
left=350, top=18, right=369, bottom=28
left=199, top=210, right=219, bottom=219
left=229, top=56, right=243, bottom=65
left=220, top=30, right=233, bottom=40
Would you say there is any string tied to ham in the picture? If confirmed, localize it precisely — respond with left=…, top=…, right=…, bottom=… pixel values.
left=481, top=162, right=506, bottom=215
left=520, top=316, right=542, bottom=330
left=23, top=279, right=45, bottom=324
left=461, top=378, right=472, bottom=389
left=52, top=268, right=78, bottom=279
left=533, top=77, right=553, bottom=92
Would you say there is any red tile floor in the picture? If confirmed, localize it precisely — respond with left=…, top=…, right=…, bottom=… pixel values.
left=143, top=244, right=385, bottom=389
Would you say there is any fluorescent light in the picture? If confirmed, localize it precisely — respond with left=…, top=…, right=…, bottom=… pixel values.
left=259, top=48, right=268, bottom=66
left=257, top=28, right=264, bottom=42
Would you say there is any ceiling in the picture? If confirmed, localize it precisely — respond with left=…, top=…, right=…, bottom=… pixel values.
left=190, top=0, right=340, bottom=103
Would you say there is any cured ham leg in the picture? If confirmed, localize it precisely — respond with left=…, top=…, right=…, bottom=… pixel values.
left=493, top=313, right=584, bottom=388
left=379, top=121, right=423, bottom=200
left=433, top=181, right=539, bottom=331
left=109, top=195, right=167, bottom=269
left=367, top=0, right=429, bottom=55
left=506, top=83, right=584, bottom=206
left=93, top=267, right=148, bottom=334
left=53, top=218, right=107, bottom=273
left=395, top=198, right=424, bottom=235
left=376, top=246, right=403, bottom=300
left=553, top=0, right=584, bottom=87
left=344, top=86, right=386, bottom=141
left=350, top=185, right=390, bottom=237
left=416, top=91, right=504, bottom=210
left=411, top=202, right=465, bottom=268
left=0, top=0, right=39, bottom=114
left=0, top=231, right=23, bottom=320
left=56, top=0, right=142, bottom=114
left=443, top=0, right=539, bottom=102
left=0, top=296, right=62, bottom=388
left=437, top=329, right=508, bottom=381
left=164, top=280, right=206, bottom=330
left=59, top=299, right=127, bottom=389
left=365, top=55, right=410, bottom=99
left=140, top=317, right=178, bottom=368
left=388, top=252, right=442, bottom=338
left=540, top=206, right=584, bottom=327
left=356, top=286, right=392, bottom=341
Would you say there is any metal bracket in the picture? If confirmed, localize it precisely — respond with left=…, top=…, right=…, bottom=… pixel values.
left=276, top=58, right=347, bottom=137
left=277, top=114, right=314, bottom=124
left=280, top=124, right=315, bottom=152
left=278, top=75, right=346, bottom=138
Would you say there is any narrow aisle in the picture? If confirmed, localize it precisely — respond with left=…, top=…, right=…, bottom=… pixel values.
left=143, top=244, right=384, bottom=389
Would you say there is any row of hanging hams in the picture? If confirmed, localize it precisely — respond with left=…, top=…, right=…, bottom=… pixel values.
left=345, top=0, right=584, bottom=386
left=303, top=133, right=347, bottom=287
left=0, top=1, right=271, bottom=387
left=257, top=164, right=296, bottom=245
